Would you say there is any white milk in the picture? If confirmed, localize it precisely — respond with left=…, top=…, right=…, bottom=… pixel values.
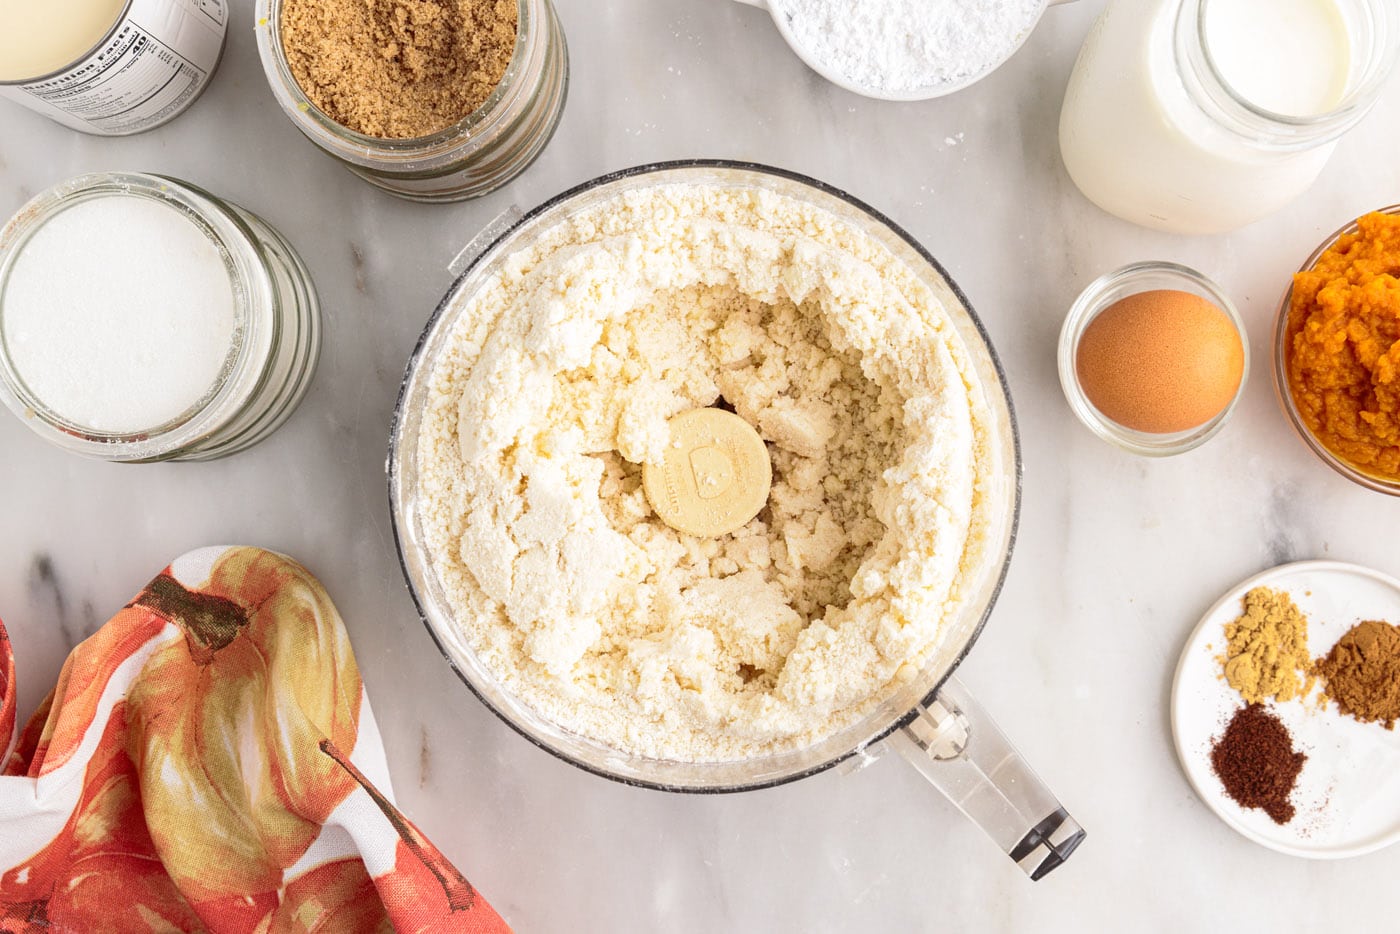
left=1204, top=0, right=1351, bottom=117
left=0, top=195, right=237, bottom=434
left=1059, top=0, right=1357, bottom=235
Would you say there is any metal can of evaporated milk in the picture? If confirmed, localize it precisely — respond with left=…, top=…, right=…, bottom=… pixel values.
left=0, top=0, right=228, bottom=136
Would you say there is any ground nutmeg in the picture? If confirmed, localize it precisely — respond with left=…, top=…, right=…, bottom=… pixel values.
left=1210, top=704, right=1306, bottom=825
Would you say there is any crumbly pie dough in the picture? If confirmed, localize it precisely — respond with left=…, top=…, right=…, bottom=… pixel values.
left=417, top=182, right=993, bottom=761
left=642, top=407, right=773, bottom=538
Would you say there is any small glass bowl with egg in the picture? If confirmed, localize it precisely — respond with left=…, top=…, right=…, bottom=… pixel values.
left=1058, top=262, right=1250, bottom=456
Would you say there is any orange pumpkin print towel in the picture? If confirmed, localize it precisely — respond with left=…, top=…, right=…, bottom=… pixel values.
left=0, top=546, right=509, bottom=933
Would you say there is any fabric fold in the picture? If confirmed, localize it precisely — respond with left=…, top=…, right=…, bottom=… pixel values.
left=0, top=545, right=509, bottom=933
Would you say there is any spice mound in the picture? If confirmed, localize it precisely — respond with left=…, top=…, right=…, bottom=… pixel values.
left=416, top=183, right=994, bottom=762
left=1286, top=211, right=1400, bottom=480
left=1220, top=587, right=1315, bottom=705
left=280, top=0, right=517, bottom=138
left=1211, top=704, right=1307, bottom=825
left=1315, top=619, right=1400, bottom=730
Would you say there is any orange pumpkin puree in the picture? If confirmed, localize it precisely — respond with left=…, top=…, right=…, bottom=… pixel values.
left=1287, top=211, right=1400, bottom=480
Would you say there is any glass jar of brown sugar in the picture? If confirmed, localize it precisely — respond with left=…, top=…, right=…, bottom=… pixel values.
left=254, top=0, right=568, bottom=203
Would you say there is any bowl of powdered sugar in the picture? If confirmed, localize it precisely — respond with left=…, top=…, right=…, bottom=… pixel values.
left=736, top=0, right=1060, bottom=101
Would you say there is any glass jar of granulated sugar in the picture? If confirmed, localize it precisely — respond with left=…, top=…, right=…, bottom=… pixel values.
left=0, top=0, right=227, bottom=135
left=254, top=0, right=568, bottom=202
left=0, top=173, right=321, bottom=462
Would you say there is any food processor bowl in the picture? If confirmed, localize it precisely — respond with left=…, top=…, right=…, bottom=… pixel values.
left=388, top=161, right=1084, bottom=879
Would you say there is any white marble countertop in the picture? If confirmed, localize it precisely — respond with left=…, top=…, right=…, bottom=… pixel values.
left=3, top=0, right=1400, bottom=930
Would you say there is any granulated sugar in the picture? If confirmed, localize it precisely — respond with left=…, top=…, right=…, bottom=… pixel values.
left=1, top=195, right=235, bottom=433
left=778, top=0, right=1042, bottom=94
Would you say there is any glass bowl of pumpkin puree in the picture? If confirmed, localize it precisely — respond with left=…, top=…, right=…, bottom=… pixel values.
left=1275, top=205, right=1400, bottom=495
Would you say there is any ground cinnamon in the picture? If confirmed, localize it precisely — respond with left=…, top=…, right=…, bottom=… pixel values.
left=1210, top=704, right=1306, bottom=825
left=1315, top=620, right=1400, bottom=730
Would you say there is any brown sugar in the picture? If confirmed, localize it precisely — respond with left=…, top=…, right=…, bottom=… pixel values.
left=1315, top=620, right=1400, bottom=729
left=280, top=0, right=517, bottom=139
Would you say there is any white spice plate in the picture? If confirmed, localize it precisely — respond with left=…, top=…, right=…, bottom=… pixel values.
left=1171, top=560, right=1400, bottom=858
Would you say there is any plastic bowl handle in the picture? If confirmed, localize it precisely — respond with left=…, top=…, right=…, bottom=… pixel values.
left=891, top=676, right=1086, bottom=880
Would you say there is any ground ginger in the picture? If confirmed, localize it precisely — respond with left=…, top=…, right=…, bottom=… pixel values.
left=1220, top=587, right=1315, bottom=705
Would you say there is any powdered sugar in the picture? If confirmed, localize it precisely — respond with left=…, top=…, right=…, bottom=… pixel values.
left=777, top=0, right=1044, bottom=95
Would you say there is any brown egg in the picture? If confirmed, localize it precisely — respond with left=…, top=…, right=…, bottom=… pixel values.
left=1075, top=289, right=1245, bottom=434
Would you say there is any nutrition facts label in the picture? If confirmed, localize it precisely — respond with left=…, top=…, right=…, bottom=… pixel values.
left=22, top=25, right=205, bottom=135
left=1, top=0, right=227, bottom=135
left=190, top=0, right=227, bottom=27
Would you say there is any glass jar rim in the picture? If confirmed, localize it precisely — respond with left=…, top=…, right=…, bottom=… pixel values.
left=1272, top=205, right=1400, bottom=495
left=255, top=0, right=531, bottom=161
left=0, top=173, right=267, bottom=460
left=1178, top=0, right=1400, bottom=145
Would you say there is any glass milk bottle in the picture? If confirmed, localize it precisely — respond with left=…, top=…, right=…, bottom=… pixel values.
left=1059, top=0, right=1399, bottom=235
